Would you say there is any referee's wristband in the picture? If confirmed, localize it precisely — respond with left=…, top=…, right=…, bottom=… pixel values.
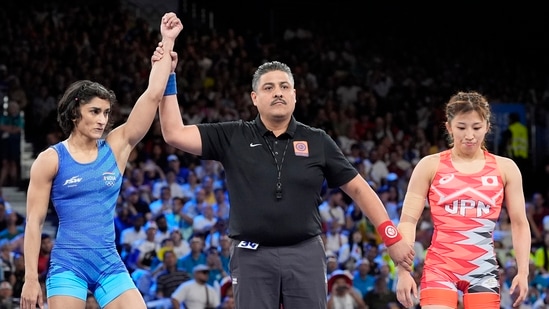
left=377, top=220, right=402, bottom=247
left=164, top=73, right=177, bottom=96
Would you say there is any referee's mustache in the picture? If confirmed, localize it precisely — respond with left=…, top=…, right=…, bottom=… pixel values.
left=271, top=99, right=287, bottom=105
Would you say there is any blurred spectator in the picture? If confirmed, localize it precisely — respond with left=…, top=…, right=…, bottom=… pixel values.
left=152, top=170, right=185, bottom=200
left=211, top=188, right=230, bottom=222
left=378, top=262, right=396, bottom=293
left=180, top=170, right=201, bottom=202
left=0, top=65, right=7, bottom=97
left=363, top=148, right=389, bottom=188
left=204, top=219, right=228, bottom=252
left=412, top=207, right=433, bottom=266
left=526, top=192, right=549, bottom=246
left=352, top=258, right=376, bottom=298
left=165, top=154, right=189, bottom=185
left=10, top=253, right=24, bottom=299
left=338, top=228, right=367, bottom=271
left=192, top=204, right=217, bottom=238
left=142, top=159, right=166, bottom=197
left=326, top=254, right=339, bottom=276
left=362, top=275, right=399, bottom=309
left=177, top=236, right=207, bottom=275
left=346, top=143, right=364, bottom=164
left=532, top=286, right=549, bottom=309
left=149, top=186, right=173, bottom=217
left=496, top=205, right=514, bottom=246
left=217, top=235, right=231, bottom=275
left=499, top=259, right=540, bottom=308
left=377, top=185, right=400, bottom=224
left=169, top=228, right=190, bottom=259
left=145, top=141, right=167, bottom=174
left=181, top=187, right=210, bottom=240
left=219, top=276, right=234, bottom=309
left=324, top=220, right=349, bottom=257
left=170, top=264, right=220, bottom=309
left=0, top=100, right=23, bottom=186
left=113, top=206, right=134, bottom=249
left=327, top=269, right=366, bottom=309
left=124, top=185, right=151, bottom=219
left=119, top=213, right=146, bottom=261
left=130, top=221, right=159, bottom=272
left=344, top=203, right=377, bottom=245
left=533, top=232, right=549, bottom=274
left=29, top=85, right=56, bottom=157
left=337, top=125, right=361, bottom=158
left=131, top=226, right=172, bottom=301
left=501, top=112, right=531, bottom=189
left=0, top=191, right=12, bottom=215
left=0, top=280, right=15, bottom=309
left=165, top=196, right=185, bottom=231
left=194, top=161, right=224, bottom=188
left=8, top=235, right=23, bottom=257
left=319, top=188, right=347, bottom=229
left=154, top=249, right=191, bottom=300
left=0, top=240, right=15, bottom=284
left=336, top=75, right=362, bottom=109
left=153, top=214, right=172, bottom=244
left=204, top=247, right=226, bottom=287
left=388, top=146, right=412, bottom=181
left=37, top=233, right=52, bottom=280
left=199, top=175, right=218, bottom=206
left=363, top=245, right=381, bottom=277
left=128, top=168, right=155, bottom=204
left=0, top=212, right=24, bottom=241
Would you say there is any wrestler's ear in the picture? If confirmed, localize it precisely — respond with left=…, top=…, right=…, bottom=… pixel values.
left=444, top=121, right=451, bottom=134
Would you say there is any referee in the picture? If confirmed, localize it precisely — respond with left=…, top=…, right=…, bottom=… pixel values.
left=157, top=58, right=414, bottom=309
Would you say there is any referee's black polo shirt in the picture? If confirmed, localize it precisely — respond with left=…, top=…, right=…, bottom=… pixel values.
left=197, top=115, right=358, bottom=246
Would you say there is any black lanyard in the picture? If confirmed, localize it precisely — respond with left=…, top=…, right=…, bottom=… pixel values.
left=263, top=135, right=290, bottom=199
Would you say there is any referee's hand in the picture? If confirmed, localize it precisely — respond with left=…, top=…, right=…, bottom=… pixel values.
left=387, top=239, right=414, bottom=272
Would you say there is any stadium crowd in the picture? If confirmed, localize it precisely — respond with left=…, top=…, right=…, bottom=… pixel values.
left=1, top=1, right=549, bottom=308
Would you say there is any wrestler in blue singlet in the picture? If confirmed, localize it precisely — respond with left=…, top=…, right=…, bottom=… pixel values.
left=46, top=139, right=136, bottom=307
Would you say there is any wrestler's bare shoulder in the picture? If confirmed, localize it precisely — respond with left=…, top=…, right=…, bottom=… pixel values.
left=31, top=147, right=59, bottom=175
left=493, top=154, right=522, bottom=183
left=414, top=153, right=441, bottom=169
left=492, top=154, right=517, bottom=169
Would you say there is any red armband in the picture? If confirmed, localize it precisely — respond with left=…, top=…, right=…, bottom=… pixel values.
left=377, top=220, right=402, bottom=247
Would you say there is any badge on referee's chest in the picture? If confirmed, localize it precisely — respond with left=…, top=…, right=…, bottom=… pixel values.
left=237, top=241, right=259, bottom=250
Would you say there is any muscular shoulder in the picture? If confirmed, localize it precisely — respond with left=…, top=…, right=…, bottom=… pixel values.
left=493, top=154, right=517, bottom=169
left=409, top=153, right=441, bottom=184
left=31, top=147, right=59, bottom=178
left=493, top=154, right=521, bottom=184
left=415, top=153, right=441, bottom=170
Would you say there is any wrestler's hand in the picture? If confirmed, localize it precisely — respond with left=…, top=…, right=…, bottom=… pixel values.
left=396, top=270, right=418, bottom=309
left=151, top=42, right=178, bottom=73
left=20, top=279, right=44, bottom=309
left=510, top=273, right=529, bottom=307
left=151, top=43, right=165, bottom=65
left=386, top=238, right=414, bottom=272
left=168, top=50, right=178, bottom=72
left=161, top=12, right=183, bottom=41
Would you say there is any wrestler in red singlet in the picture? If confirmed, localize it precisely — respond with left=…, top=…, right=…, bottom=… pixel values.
left=396, top=91, right=530, bottom=309
left=421, top=149, right=503, bottom=307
